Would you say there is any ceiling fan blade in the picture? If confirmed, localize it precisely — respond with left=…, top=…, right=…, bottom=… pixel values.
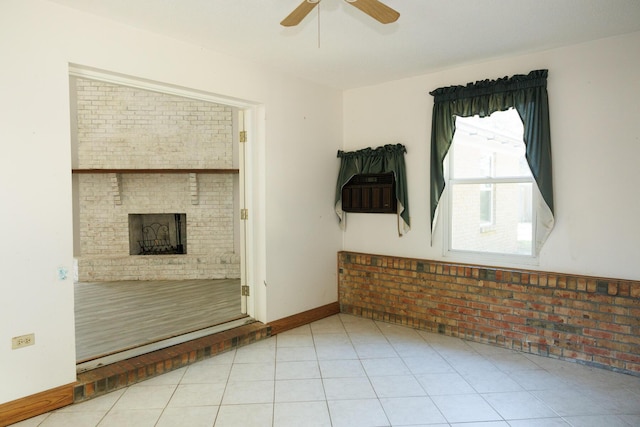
left=346, top=0, right=400, bottom=24
left=280, top=0, right=320, bottom=27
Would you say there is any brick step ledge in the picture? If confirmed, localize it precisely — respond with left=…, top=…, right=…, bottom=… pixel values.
left=74, top=321, right=271, bottom=402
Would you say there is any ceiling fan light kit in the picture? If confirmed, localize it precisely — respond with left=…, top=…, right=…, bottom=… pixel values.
left=280, top=0, right=400, bottom=27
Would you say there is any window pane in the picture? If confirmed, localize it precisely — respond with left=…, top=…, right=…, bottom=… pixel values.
left=479, top=185, right=493, bottom=224
left=450, top=183, right=533, bottom=255
left=452, top=109, right=531, bottom=179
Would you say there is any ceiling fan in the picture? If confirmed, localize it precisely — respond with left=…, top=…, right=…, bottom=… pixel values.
left=280, top=0, right=400, bottom=27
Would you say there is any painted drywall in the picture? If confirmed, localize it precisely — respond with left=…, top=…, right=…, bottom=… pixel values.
left=262, top=81, right=344, bottom=320
left=0, top=0, right=342, bottom=404
left=342, top=31, right=640, bottom=281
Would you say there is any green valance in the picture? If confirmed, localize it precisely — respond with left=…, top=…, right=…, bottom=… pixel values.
left=335, top=144, right=410, bottom=235
left=429, top=69, right=554, bottom=252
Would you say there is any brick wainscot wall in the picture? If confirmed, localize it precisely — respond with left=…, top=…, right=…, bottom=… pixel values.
left=338, top=251, right=640, bottom=375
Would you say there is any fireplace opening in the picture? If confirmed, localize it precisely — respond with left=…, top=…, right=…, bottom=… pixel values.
left=128, top=213, right=187, bottom=255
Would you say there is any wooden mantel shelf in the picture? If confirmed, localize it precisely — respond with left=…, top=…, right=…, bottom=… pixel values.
left=72, top=168, right=239, bottom=174
left=72, top=169, right=238, bottom=206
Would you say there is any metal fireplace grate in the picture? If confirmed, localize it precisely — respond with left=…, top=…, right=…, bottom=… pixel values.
left=129, top=213, right=186, bottom=255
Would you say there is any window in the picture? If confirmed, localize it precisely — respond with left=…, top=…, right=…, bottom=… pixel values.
left=445, top=108, right=535, bottom=257
left=429, top=70, right=554, bottom=258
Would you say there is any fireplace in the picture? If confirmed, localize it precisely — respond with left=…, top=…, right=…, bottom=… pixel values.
left=71, top=76, right=241, bottom=281
left=129, top=213, right=186, bottom=255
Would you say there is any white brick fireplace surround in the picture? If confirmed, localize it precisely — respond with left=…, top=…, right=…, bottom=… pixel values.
left=72, top=77, right=240, bottom=281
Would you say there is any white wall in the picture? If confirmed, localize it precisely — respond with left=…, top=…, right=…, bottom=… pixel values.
left=343, top=31, right=640, bottom=281
left=262, top=80, right=344, bottom=321
left=0, top=0, right=342, bottom=404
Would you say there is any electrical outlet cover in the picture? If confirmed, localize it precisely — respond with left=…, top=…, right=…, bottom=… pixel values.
left=12, top=333, right=35, bottom=349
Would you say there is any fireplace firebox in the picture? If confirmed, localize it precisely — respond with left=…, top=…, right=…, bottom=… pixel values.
left=128, top=213, right=187, bottom=255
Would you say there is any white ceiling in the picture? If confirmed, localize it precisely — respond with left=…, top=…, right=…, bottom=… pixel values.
left=49, top=0, right=640, bottom=90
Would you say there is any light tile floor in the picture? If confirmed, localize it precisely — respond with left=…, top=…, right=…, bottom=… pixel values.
left=13, top=314, right=640, bottom=426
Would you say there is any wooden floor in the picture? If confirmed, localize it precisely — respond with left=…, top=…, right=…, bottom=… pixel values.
left=75, top=279, right=244, bottom=363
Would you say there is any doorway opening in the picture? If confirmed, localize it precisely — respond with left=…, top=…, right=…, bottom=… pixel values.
left=69, top=65, right=255, bottom=370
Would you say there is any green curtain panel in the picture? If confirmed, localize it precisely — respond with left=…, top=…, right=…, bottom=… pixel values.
left=429, top=69, right=554, bottom=252
left=335, top=144, right=410, bottom=235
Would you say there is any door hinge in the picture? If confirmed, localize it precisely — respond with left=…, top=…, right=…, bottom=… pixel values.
left=239, top=130, right=247, bottom=143
left=241, top=285, right=250, bottom=296
left=240, top=208, right=249, bottom=220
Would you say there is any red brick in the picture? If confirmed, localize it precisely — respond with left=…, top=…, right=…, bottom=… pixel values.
left=599, top=322, right=631, bottom=334
left=625, top=362, right=640, bottom=374
left=615, top=352, right=640, bottom=363
left=583, top=345, right=613, bottom=358
left=577, top=278, right=587, bottom=291
left=512, top=325, right=538, bottom=334
left=594, top=356, right=624, bottom=369
left=502, top=314, right=527, bottom=325
left=583, top=328, right=615, bottom=340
